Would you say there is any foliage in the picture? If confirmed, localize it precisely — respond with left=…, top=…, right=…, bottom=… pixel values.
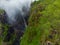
left=21, top=0, right=60, bottom=45
left=0, top=9, right=9, bottom=45
left=0, top=9, right=4, bottom=14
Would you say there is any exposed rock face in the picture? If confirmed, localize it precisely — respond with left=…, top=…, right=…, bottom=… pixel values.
left=0, top=9, right=28, bottom=45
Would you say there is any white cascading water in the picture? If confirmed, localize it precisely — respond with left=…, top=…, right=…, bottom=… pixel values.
left=0, top=0, right=35, bottom=24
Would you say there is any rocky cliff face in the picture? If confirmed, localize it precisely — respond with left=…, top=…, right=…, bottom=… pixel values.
left=21, top=0, right=60, bottom=45
left=0, top=9, right=8, bottom=24
left=0, top=9, right=26, bottom=45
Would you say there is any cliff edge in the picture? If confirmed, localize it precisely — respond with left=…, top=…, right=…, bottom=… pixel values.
left=21, top=0, right=60, bottom=45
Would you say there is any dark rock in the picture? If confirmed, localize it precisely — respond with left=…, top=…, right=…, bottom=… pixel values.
left=3, top=26, right=14, bottom=42
left=0, top=9, right=29, bottom=45
left=0, top=10, right=8, bottom=24
left=48, top=35, right=53, bottom=39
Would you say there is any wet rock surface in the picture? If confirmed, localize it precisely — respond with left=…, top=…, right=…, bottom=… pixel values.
left=0, top=9, right=28, bottom=45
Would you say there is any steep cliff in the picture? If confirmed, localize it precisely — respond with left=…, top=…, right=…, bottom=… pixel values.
left=0, top=9, right=24, bottom=45
left=21, top=0, right=60, bottom=45
left=0, top=9, right=8, bottom=45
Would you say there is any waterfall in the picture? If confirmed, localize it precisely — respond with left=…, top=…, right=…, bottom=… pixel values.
left=0, top=0, right=35, bottom=25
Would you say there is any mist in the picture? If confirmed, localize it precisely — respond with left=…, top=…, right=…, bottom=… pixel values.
left=0, top=0, right=35, bottom=24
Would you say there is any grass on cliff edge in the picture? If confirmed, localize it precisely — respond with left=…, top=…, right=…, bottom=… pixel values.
left=21, top=0, right=60, bottom=45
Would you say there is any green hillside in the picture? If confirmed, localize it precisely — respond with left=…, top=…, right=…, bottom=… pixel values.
left=21, top=0, right=60, bottom=45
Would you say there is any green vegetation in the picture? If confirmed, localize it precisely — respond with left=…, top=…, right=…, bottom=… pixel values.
left=21, top=0, right=60, bottom=45
left=0, top=9, right=9, bottom=45
left=0, top=9, right=4, bottom=14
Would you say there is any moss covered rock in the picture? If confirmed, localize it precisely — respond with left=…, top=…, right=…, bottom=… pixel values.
left=0, top=9, right=9, bottom=45
left=21, top=0, right=60, bottom=45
